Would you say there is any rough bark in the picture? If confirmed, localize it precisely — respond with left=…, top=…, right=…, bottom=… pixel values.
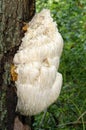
left=0, top=0, right=35, bottom=130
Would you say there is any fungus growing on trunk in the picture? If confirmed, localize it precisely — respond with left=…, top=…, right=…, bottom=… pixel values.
left=12, top=9, right=63, bottom=116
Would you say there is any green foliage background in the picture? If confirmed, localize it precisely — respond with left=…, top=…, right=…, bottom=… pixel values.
left=33, top=0, right=86, bottom=129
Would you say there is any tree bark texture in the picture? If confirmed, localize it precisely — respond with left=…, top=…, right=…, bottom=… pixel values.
left=0, top=0, right=35, bottom=130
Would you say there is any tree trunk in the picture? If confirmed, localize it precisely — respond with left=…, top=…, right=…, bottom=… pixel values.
left=0, top=0, right=35, bottom=130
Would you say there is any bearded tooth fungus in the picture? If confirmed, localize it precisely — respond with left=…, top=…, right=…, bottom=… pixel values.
left=13, top=9, right=63, bottom=116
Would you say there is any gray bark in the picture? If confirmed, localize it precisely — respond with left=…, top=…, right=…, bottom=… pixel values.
left=0, top=0, right=35, bottom=130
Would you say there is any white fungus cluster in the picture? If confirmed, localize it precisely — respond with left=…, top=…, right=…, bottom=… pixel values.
left=13, top=9, right=63, bottom=116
